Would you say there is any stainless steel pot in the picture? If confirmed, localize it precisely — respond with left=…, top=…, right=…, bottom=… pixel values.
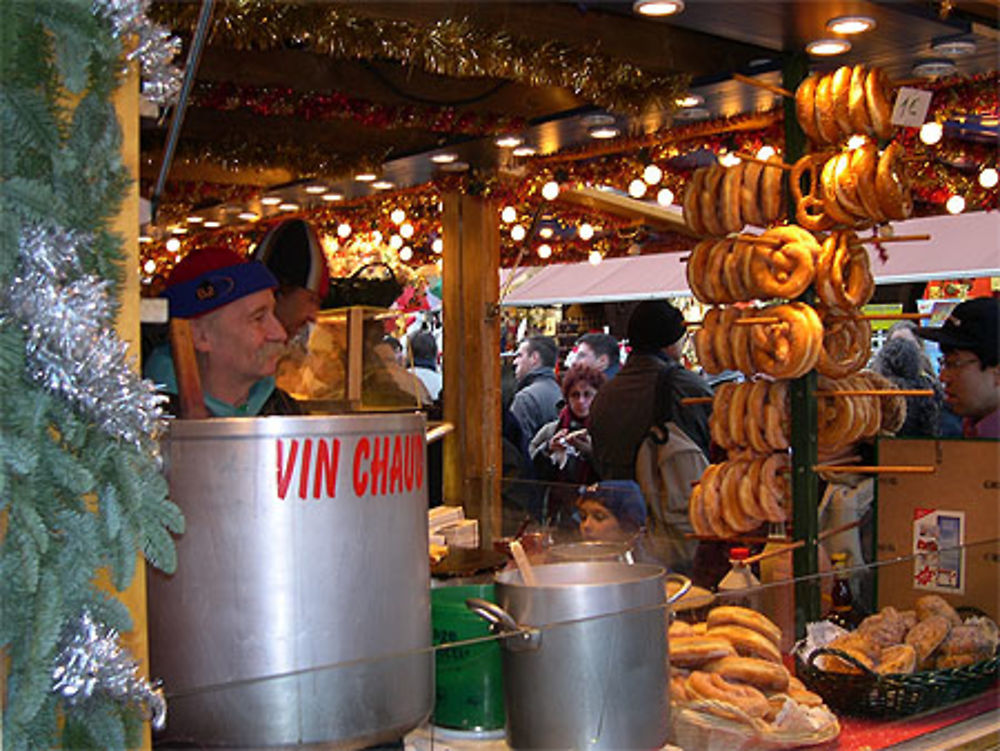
left=148, top=413, right=432, bottom=749
left=468, top=562, right=690, bottom=750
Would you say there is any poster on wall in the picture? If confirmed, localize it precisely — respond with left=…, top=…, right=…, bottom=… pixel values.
left=913, top=508, right=966, bottom=594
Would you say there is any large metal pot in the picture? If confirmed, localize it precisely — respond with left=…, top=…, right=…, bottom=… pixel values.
left=469, top=562, right=689, bottom=750
left=148, top=413, right=432, bottom=749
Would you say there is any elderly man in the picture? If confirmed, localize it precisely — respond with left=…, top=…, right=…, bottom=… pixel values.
left=918, top=297, right=1000, bottom=438
left=144, top=246, right=300, bottom=417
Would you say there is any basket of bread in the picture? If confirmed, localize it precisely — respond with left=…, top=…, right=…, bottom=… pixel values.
left=669, top=606, right=840, bottom=750
left=795, top=595, right=1000, bottom=717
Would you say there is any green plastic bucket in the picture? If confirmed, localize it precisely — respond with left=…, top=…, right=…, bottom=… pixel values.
left=431, top=584, right=505, bottom=730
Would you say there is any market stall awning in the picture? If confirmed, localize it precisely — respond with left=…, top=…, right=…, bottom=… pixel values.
left=500, top=212, right=999, bottom=307
left=500, top=252, right=691, bottom=306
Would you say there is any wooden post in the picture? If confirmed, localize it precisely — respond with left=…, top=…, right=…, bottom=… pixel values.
left=441, top=193, right=502, bottom=543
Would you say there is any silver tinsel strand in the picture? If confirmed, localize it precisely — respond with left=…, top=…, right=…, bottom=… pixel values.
left=93, top=0, right=183, bottom=105
left=0, top=223, right=167, bottom=457
left=52, top=609, right=168, bottom=731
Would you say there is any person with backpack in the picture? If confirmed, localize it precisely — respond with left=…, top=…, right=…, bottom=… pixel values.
left=589, top=300, right=713, bottom=573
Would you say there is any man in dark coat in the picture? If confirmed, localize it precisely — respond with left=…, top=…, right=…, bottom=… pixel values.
left=509, top=335, right=562, bottom=444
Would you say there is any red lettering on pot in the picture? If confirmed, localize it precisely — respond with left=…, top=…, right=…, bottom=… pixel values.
left=371, top=436, right=390, bottom=495
left=353, top=437, right=370, bottom=496
left=276, top=438, right=299, bottom=500
left=313, top=438, right=340, bottom=498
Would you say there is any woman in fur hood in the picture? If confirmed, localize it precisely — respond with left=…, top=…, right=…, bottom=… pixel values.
left=871, top=329, right=944, bottom=437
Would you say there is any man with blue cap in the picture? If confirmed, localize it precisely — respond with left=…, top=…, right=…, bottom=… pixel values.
left=144, top=246, right=301, bottom=417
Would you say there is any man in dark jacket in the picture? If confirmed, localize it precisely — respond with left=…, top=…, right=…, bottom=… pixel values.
left=509, top=335, right=563, bottom=443
left=590, top=300, right=712, bottom=480
left=144, top=246, right=301, bottom=417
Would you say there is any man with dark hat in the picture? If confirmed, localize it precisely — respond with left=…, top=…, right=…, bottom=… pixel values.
left=917, top=297, right=1000, bottom=438
left=590, top=299, right=713, bottom=478
left=144, top=246, right=301, bottom=417
left=252, top=218, right=330, bottom=338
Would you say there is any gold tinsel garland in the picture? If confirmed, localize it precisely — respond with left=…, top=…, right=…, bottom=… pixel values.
left=150, top=2, right=690, bottom=115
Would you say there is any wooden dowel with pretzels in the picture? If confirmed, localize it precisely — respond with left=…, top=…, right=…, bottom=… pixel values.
left=734, top=152, right=793, bottom=171
left=858, top=312, right=931, bottom=321
left=814, top=389, right=935, bottom=397
left=855, top=234, right=931, bottom=245
left=680, top=396, right=714, bottom=406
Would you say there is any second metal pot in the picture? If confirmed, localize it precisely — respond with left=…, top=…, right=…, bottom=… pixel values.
left=469, top=562, right=689, bottom=750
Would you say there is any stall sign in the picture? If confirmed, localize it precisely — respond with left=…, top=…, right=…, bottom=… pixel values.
left=861, top=303, right=902, bottom=331
left=275, top=431, right=424, bottom=501
left=912, top=508, right=966, bottom=594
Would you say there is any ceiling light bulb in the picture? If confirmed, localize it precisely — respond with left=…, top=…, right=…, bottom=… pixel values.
left=657, top=187, right=674, bottom=206
left=539, top=226, right=554, bottom=239
left=806, top=38, right=851, bottom=56
left=643, top=164, right=663, bottom=184
left=946, top=195, right=965, bottom=214
left=203, top=220, right=221, bottom=229
left=278, top=202, right=299, bottom=211
left=261, top=195, right=281, bottom=205
left=512, top=145, right=537, bottom=157
left=432, top=238, right=443, bottom=254
left=756, top=145, right=777, bottom=161
left=389, top=234, right=404, bottom=250
left=633, top=0, right=684, bottom=17
left=846, top=135, right=868, bottom=150
left=372, top=180, right=394, bottom=190
left=355, top=172, right=377, bottom=182
left=337, top=223, right=352, bottom=238
left=495, top=135, right=523, bottom=148
left=431, top=152, right=458, bottom=164
left=979, top=168, right=998, bottom=189
left=920, top=121, right=944, bottom=145
left=371, top=230, right=383, bottom=245
left=826, top=15, right=876, bottom=35
left=390, top=208, right=406, bottom=225
left=628, top=179, right=647, bottom=198
left=304, top=184, right=327, bottom=194
left=171, top=226, right=188, bottom=235
left=143, top=259, right=157, bottom=274
left=676, top=94, right=703, bottom=108
left=578, top=223, right=594, bottom=241
left=537, top=243, right=552, bottom=259
left=913, top=59, right=957, bottom=78
left=511, top=224, right=527, bottom=242
left=165, top=237, right=181, bottom=252
left=400, top=222, right=414, bottom=239
left=931, top=36, right=977, bottom=56
left=718, top=152, right=742, bottom=167
left=322, top=192, right=343, bottom=202
left=238, top=211, right=259, bottom=221
left=501, top=206, right=517, bottom=223
left=138, top=235, right=152, bottom=244
left=588, top=124, right=620, bottom=139
left=541, top=181, right=560, bottom=201
left=399, top=246, right=413, bottom=262
left=186, top=215, right=204, bottom=224
left=588, top=250, right=603, bottom=265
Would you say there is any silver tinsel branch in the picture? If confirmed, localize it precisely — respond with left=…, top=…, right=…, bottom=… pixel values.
left=93, top=0, right=183, bottom=105
left=0, top=223, right=167, bottom=456
left=52, top=609, right=168, bottom=731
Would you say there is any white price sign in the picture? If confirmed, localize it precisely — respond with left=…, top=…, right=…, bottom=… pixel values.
left=891, top=87, right=933, bottom=127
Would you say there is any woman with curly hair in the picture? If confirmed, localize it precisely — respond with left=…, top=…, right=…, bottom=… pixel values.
left=529, top=363, right=606, bottom=536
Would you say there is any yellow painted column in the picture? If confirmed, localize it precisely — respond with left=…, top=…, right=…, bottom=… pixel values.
left=95, top=60, right=152, bottom=751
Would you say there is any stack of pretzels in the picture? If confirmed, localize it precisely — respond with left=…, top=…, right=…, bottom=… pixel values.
left=793, top=143, right=912, bottom=230
left=695, top=302, right=824, bottom=380
left=795, top=64, right=894, bottom=146
left=690, top=453, right=791, bottom=536
left=817, top=371, right=907, bottom=455
left=687, top=226, right=821, bottom=303
left=710, top=380, right=790, bottom=454
left=684, top=158, right=785, bottom=236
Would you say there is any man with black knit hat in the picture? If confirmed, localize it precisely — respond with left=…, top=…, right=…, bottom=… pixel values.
left=590, top=299, right=713, bottom=479
left=252, top=218, right=330, bottom=338
left=144, top=246, right=301, bottom=417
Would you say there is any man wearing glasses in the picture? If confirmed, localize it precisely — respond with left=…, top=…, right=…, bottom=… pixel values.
left=917, top=297, right=1000, bottom=439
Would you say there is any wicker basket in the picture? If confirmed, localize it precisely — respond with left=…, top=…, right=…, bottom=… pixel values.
left=794, top=642, right=1000, bottom=718
left=672, top=700, right=840, bottom=750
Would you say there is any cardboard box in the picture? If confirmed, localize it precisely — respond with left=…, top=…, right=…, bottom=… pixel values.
left=875, top=437, right=1000, bottom=621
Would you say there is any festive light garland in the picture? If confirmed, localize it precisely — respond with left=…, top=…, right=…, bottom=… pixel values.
left=150, top=3, right=690, bottom=116
left=191, top=81, right=529, bottom=136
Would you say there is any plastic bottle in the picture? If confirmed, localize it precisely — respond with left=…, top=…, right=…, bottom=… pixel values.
left=826, top=552, right=862, bottom=629
left=759, top=524, right=796, bottom=652
left=716, top=546, right=761, bottom=611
